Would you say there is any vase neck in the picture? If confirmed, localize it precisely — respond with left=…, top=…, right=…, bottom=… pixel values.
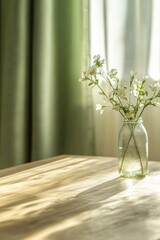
left=123, top=118, right=143, bottom=124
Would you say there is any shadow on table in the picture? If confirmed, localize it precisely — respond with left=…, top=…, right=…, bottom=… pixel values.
left=1, top=176, right=158, bottom=240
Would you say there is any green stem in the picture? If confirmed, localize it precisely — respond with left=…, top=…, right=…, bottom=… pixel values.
left=129, top=75, right=134, bottom=107
left=95, top=81, right=126, bottom=118
left=132, top=132, right=144, bottom=175
left=137, top=91, right=158, bottom=119
left=119, top=125, right=135, bottom=173
left=138, top=103, right=149, bottom=118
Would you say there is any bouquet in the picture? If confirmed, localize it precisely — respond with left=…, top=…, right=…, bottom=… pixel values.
left=79, top=55, right=160, bottom=120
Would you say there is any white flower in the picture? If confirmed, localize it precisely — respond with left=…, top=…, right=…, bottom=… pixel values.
left=86, top=66, right=97, bottom=77
left=80, top=66, right=97, bottom=81
left=152, top=101, right=160, bottom=107
left=133, top=90, right=139, bottom=97
left=100, top=109, right=104, bottom=114
left=96, top=104, right=102, bottom=111
left=156, top=102, right=160, bottom=106
left=134, top=78, right=142, bottom=85
left=142, top=75, right=149, bottom=80
left=130, top=70, right=137, bottom=77
left=149, top=81, right=160, bottom=91
left=131, top=83, right=139, bottom=97
left=93, top=55, right=100, bottom=61
left=139, top=95, right=144, bottom=100
left=96, top=104, right=104, bottom=114
left=108, top=69, right=118, bottom=78
left=93, top=55, right=105, bottom=67
left=139, top=103, right=144, bottom=108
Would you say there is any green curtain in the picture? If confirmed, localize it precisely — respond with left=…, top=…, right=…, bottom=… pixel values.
left=0, top=0, right=94, bottom=169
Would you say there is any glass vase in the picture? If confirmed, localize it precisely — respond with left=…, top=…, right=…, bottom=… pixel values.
left=118, top=119, right=148, bottom=178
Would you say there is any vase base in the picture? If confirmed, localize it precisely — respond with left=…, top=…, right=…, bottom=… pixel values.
left=119, top=171, right=147, bottom=179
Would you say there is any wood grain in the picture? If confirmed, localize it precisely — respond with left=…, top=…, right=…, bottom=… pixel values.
left=0, top=155, right=160, bottom=240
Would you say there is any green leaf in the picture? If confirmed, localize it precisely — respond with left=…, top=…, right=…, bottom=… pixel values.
left=95, top=79, right=99, bottom=85
left=114, top=77, right=119, bottom=82
left=99, top=92, right=105, bottom=95
left=88, top=82, right=94, bottom=86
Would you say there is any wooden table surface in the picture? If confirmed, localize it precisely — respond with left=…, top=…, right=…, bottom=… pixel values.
left=0, top=155, right=160, bottom=240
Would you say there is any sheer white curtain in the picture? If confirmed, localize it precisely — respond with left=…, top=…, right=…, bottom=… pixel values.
left=90, top=0, right=160, bottom=161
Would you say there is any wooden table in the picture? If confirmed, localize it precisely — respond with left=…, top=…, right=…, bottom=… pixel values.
left=0, top=155, right=160, bottom=240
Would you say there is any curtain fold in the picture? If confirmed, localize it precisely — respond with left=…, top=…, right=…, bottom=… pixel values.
left=0, top=0, right=31, bottom=168
left=31, top=0, right=58, bottom=160
left=0, top=0, right=94, bottom=169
